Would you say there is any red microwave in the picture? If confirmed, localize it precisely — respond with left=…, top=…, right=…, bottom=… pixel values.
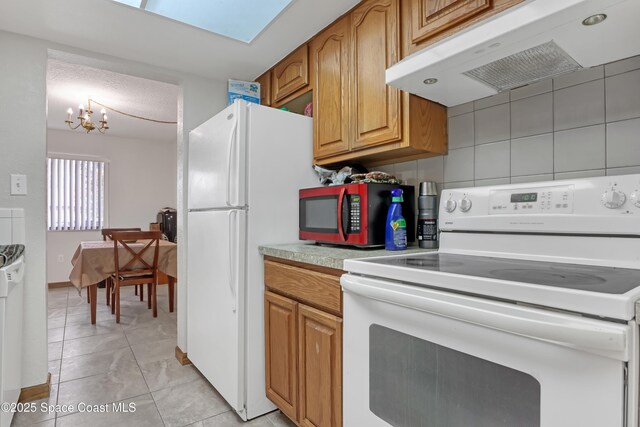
left=299, top=183, right=415, bottom=247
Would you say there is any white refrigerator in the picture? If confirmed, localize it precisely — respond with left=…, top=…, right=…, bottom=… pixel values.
left=187, top=99, right=318, bottom=420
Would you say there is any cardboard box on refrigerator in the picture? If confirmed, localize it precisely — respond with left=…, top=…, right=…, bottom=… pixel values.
left=228, top=79, right=260, bottom=105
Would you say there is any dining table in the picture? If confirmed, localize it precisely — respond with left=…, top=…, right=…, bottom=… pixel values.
left=69, top=239, right=177, bottom=324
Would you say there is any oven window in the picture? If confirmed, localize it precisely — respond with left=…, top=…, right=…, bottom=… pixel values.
left=369, top=325, right=540, bottom=427
left=300, top=196, right=338, bottom=232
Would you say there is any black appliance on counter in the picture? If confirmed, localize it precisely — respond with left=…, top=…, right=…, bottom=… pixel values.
left=157, top=208, right=177, bottom=242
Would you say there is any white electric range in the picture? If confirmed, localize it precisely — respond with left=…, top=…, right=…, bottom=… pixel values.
left=341, top=174, right=640, bottom=427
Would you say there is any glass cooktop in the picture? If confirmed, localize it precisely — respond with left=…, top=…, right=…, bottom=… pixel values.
left=365, top=253, right=640, bottom=295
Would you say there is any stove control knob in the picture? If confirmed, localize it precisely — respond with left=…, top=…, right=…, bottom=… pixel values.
left=459, top=197, right=472, bottom=212
left=631, top=191, right=640, bottom=208
left=445, top=198, right=457, bottom=213
left=602, top=189, right=626, bottom=209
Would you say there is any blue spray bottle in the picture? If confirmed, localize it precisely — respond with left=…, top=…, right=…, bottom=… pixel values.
left=385, top=188, right=407, bottom=251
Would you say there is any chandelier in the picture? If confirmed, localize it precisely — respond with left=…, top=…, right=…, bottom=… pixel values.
left=65, top=98, right=109, bottom=134
left=65, top=97, right=177, bottom=134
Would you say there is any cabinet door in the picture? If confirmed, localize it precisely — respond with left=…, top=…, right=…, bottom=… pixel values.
left=410, top=0, right=491, bottom=46
left=351, top=0, right=402, bottom=149
left=310, top=16, right=351, bottom=159
left=298, top=304, right=342, bottom=427
left=265, top=291, right=298, bottom=422
left=272, top=44, right=309, bottom=104
left=256, top=71, right=272, bottom=106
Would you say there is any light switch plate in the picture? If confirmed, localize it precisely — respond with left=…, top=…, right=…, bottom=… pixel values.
left=10, top=174, right=27, bottom=195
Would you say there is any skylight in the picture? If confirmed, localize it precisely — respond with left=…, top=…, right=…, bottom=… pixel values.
left=110, top=0, right=293, bottom=43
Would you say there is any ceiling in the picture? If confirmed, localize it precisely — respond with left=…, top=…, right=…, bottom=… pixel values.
left=0, top=0, right=360, bottom=81
left=47, top=60, right=179, bottom=142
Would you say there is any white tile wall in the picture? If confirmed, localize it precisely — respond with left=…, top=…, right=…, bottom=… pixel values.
left=510, top=133, right=553, bottom=177
left=510, top=92, right=553, bottom=138
left=443, top=147, right=474, bottom=182
left=606, top=117, right=640, bottom=168
left=553, top=79, right=605, bottom=131
left=606, top=69, right=640, bottom=122
left=553, top=65, right=603, bottom=90
left=474, top=141, right=510, bottom=179
left=376, top=55, right=640, bottom=191
left=474, top=103, right=510, bottom=145
left=553, top=125, right=605, bottom=172
left=447, top=112, right=474, bottom=149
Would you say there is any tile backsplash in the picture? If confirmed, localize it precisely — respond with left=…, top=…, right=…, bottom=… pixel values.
left=377, top=55, right=640, bottom=192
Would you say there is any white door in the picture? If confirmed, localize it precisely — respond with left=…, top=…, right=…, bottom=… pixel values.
left=187, top=209, right=246, bottom=413
left=188, top=101, right=246, bottom=210
left=341, top=274, right=631, bottom=427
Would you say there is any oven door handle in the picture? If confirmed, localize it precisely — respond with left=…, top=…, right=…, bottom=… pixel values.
left=341, top=275, right=631, bottom=361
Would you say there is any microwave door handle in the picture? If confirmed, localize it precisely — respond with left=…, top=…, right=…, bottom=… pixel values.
left=337, top=188, right=347, bottom=242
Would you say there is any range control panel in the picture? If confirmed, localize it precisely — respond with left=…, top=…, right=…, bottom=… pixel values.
left=488, top=185, right=574, bottom=214
left=439, top=174, right=640, bottom=234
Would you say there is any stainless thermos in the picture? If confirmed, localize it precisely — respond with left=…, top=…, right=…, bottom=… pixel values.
left=417, top=181, right=438, bottom=249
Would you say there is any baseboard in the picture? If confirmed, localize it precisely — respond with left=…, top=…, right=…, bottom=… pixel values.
left=48, top=281, right=71, bottom=289
left=19, top=373, right=51, bottom=403
left=175, top=346, right=191, bottom=365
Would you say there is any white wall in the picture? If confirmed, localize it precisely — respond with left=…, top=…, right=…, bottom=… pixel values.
left=0, top=30, right=48, bottom=389
left=176, top=76, right=228, bottom=352
left=0, top=29, right=227, bottom=388
left=46, top=129, right=177, bottom=283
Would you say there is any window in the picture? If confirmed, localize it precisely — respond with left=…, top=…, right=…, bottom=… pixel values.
left=109, top=0, right=293, bottom=43
left=47, top=157, right=106, bottom=231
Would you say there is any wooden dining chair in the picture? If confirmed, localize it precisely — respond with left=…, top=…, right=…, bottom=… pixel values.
left=110, top=230, right=162, bottom=323
left=101, top=227, right=143, bottom=305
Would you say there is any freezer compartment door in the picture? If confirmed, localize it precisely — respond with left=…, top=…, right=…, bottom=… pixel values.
left=187, top=209, right=246, bottom=414
left=188, top=101, right=246, bottom=210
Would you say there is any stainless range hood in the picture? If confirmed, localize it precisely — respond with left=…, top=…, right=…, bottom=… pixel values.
left=386, top=0, right=640, bottom=107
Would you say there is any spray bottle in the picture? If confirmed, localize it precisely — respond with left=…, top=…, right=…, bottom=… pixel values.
left=385, top=188, right=407, bottom=251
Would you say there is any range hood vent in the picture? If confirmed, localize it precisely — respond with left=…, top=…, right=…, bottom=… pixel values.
left=463, top=41, right=582, bottom=92
left=385, top=0, right=640, bottom=107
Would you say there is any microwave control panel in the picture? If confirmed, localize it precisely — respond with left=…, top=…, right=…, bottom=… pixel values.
left=348, top=195, right=361, bottom=233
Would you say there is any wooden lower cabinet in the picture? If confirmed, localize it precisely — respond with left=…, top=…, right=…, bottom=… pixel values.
left=264, top=258, right=343, bottom=426
left=265, top=291, right=298, bottom=421
left=298, top=305, right=342, bottom=427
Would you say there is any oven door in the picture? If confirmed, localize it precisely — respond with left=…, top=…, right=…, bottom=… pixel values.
left=341, top=274, right=633, bottom=427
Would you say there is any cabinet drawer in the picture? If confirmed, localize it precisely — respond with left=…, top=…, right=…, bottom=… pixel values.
left=264, top=259, right=342, bottom=316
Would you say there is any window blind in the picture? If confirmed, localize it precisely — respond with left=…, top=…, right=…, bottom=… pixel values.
left=47, top=157, right=106, bottom=231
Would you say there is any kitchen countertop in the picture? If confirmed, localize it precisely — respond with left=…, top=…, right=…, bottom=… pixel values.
left=259, top=242, right=435, bottom=270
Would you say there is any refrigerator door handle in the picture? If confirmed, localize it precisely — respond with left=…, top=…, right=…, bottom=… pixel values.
left=226, top=116, right=239, bottom=207
left=228, top=210, right=237, bottom=313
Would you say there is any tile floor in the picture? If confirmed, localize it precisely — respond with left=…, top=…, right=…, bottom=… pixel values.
left=12, top=286, right=295, bottom=427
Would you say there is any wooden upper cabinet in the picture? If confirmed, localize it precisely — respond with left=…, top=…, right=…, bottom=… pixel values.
left=255, top=70, right=272, bottom=106
left=310, top=16, right=351, bottom=159
left=272, top=45, right=310, bottom=105
left=402, top=0, right=525, bottom=56
left=351, top=0, right=401, bottom=149
left=412, top=0, right=491, bottom=45
left=298, top=304, right=342, bottom=427
left=265, top=291, right=298, bottom=422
